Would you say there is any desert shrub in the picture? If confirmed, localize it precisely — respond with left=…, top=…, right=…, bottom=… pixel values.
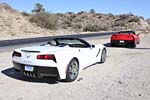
left=89, top=9, right=96, bottom=14
left=107, top=13, right=114, bottom=17
left=32, top=2, right=45, bottom=13
left=98, top=15, right=102, bottom=19
left=56, top=13, right=64, bottom=17
left=74, top=23, right=83, bottom=29
left=70, top=14, right=77, bottom=19
left=113, top=20, right=126, bottom=27
left=146, top=26, right=150, bottom=31
left=77, top=11, right=87, bottom=15
left=0, top=3, right=14, bottom=11
left=147, top=19, right=150, bottom=24
left=74, top=17, right=83, bottom=23
left=73, top=23, right=83, bottom=32
left=21, top=11, right=29, bottom=16
left=83, top=23, right=109, bottom=32
left=99, top=25, right=109, bottom=31
left=83, top=24, right=99, bottom=32
left=129, top=16, right=140, bottom=22
left=61, top=24, right=68, bottom=29
left=62, top=20, right=73, bottom=29
left=119, top=14, right=131, bottom=20
left=81, top=14, right=88, bottom=19
left=112, top=26, right=126, bottom=31
left=30, top=12, right=58, bottom=30
left=66, top=12, right=74, bottom=15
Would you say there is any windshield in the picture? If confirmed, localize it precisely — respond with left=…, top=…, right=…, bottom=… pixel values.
left=47, top=38, right=91, bottom=48
left=118, top=31, right=136, bottom=35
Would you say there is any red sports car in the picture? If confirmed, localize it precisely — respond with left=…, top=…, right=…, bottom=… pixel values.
left=111, top=31, right=140, bottom=48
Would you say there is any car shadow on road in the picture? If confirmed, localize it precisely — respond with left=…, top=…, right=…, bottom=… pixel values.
left=1, top=67, right=59, bottom=84
left=103, top=43, right=111, bottom=47
left=103, top=43, right=150, bottom=50
left=129, top=47, right=150, bottom=50
left=103, top=43, right=127, bottom=48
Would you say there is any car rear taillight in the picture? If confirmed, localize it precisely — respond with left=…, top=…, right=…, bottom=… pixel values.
left=12, top=51, right=22, bottom=57
left=37, top=54, right=56, bottom=62
left=127, top=35, right=133, bottom=39
left=111, top=35, right=116, bottom=38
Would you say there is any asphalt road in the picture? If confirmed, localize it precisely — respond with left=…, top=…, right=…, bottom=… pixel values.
left=0, top=33, right=111, bottom=53
left=0, top=32, right=113, bottom=47
left=0, top=35, right=150, bottom=100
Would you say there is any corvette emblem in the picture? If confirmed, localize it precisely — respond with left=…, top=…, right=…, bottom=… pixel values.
left=26, top=54, right=31, bottom=59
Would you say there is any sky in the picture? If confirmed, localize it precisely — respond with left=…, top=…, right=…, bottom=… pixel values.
left=0, top=0, right=150, bottom=19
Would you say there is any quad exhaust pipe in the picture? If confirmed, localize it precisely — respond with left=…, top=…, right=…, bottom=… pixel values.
left=23, top=72, right=36, bottom=78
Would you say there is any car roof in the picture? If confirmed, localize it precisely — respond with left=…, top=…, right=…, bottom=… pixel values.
left=54, top=37, right=81, bottom=40
left=51, top=37, right=85, bottom=42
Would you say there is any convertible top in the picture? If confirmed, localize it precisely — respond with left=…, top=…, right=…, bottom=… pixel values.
left=51, top=37, right=84, bottom=41
left=118, top=31, right=136, bottom=35
left=47, top=37, right=91, bottom=48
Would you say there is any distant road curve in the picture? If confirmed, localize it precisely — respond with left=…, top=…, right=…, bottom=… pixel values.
left=0, top=32, right=114, bottom=47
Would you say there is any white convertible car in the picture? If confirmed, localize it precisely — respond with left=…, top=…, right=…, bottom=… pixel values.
left=12, top=37, right=106, bottom=82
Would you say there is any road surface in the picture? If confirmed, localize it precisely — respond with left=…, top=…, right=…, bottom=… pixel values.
left=0, top=35, right=150, bottom=100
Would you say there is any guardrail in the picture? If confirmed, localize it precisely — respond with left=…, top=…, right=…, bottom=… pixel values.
left=0, top=32, right=114, bottom=47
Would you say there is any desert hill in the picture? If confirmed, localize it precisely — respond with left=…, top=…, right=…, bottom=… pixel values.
left=0, top=3, right=150, bottom=40
left=0, top=3, right=55, bottom=40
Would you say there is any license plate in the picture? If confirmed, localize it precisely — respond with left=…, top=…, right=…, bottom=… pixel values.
left=120, top=40, right=124, bottom=43
left=25, top=65, right=34, bottom=72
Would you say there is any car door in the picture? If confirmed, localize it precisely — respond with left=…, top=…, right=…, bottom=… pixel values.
left=77, top=47, right=92, bottom=68
left=77, top=46, right=98, bottom=69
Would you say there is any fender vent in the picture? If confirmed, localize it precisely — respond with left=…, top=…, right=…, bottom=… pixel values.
left=96, top=49, right=101, bottom=57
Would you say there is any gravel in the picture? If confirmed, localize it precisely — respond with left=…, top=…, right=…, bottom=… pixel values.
left=0, top=35, right=150, bottom=100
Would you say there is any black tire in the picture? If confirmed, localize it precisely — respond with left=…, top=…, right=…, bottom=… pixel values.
left=137, top=39, right=140, bottom=44
left=14, top=68, right=20, bottom=72
left=111, top=43, right=114, bottom=47
left=100, top=49, right=107, bottom=63
left=131, top=41, right=136, bottom=48
left=111, top=43, right=117, bottom=47
left=129, top=43, right=136, bottom=48
left=66, top=59, right=79, bottom=82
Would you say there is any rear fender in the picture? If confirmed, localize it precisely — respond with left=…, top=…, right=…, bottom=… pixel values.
left=54, top=50, right=79, bottom=79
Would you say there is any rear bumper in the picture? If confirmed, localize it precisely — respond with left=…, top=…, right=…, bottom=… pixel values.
left=111, top=40, right=134, bottom=46
left=13, top=62, right=60, bottom=78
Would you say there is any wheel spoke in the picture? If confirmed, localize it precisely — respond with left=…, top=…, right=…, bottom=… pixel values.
left=66, top=59, right=79, bottom=81
left=69, top=61, right=78, bottom=79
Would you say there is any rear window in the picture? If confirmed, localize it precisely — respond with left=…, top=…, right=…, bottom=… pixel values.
left=118, top=31, right=135, bottom=35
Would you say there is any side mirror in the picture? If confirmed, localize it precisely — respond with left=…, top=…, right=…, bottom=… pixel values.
left=91, top=44, right=95, bottom=48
